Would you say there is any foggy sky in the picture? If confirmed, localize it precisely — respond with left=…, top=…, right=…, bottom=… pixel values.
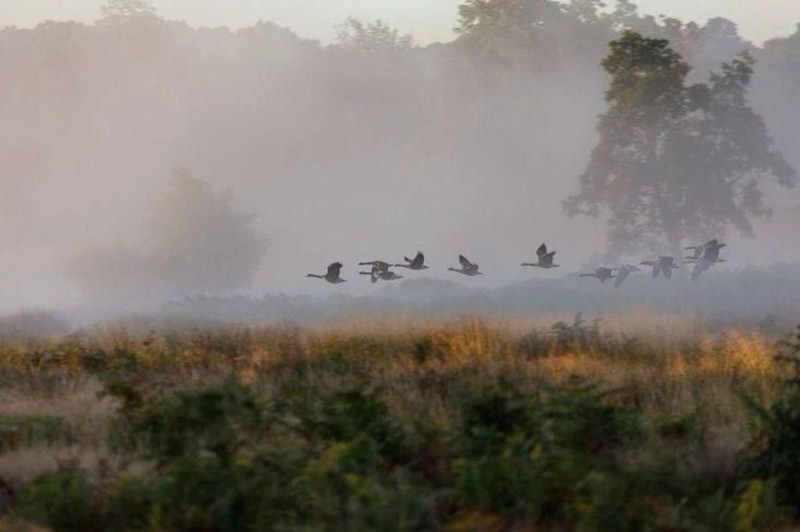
left=4, top=1, right=800, bottom=45
left=0, top=1, right=799, bottom=312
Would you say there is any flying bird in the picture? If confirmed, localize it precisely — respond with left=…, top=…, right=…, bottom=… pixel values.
left=448, top=255, right=482, bottom=276
left=701, top=240, right=726, bottom=263
left=521, top=243, right=559, bottom=269
left=360, top=263, right=404, bottom=283
left=613, top=264, right=640, bottom=288
left=358, top=260, right=392, bottom=272
left=685, top=239, right=726, bottom=263
left=641, top=256, right=678, bottom=279
left=306, top=262, right=346, bottom=284
left=395, top=251, right=429, bottom=270
left=580, top=267, right=615, bottom=283
left=685, top=239, right=726, bottom=280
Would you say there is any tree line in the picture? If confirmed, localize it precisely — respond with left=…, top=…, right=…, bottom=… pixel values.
left=2, top=0, right=799, bottom=301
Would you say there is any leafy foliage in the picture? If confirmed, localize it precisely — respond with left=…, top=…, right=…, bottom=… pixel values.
left=565, top=31, right=797, bottom=256
left=747, top=327, right=800, bottom=513
left=335, top=18, right=414, bottom=52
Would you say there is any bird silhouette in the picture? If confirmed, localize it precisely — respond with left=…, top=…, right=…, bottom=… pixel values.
left=360, top=263, right=404, bottom=283
left=521, top=243, right=559, bottom=269
left=641, top=256, right=678, bottom=279
left=395, top=251, right=429, bottom=270
left=580, top=267, right=615, bottom=283
left=448, top=255, right=482, bottom=276
left=685, top=240, right=726, bottom=280
left=306, top=262, right=346, bottom=284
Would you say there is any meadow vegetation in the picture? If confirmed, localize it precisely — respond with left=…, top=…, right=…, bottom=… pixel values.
left=0, top=314, right=795, bottom=529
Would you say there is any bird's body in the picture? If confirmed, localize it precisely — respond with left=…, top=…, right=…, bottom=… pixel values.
left=358, top=261, right=403, bottom=283
left=395, top=251, right=429, bottom=270
left=521, top=243, right=559, bottom=269
left=685, top=240, right=726, bottom=280
left=685, top=239, right=726, bottom=263
left=580, top=267, right=615, bottom=283
left=641, top=256, right=677, bottom=279
left=613, top=264, right=640, bottom=288
left=306, top=262, right=346, bottom=284
left=448, top=254, right=482, bottom=276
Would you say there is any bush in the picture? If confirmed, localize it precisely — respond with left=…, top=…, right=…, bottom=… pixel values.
left=17, top=470, right=100, bottom=532
left=747, top=326, right=800, bottom=513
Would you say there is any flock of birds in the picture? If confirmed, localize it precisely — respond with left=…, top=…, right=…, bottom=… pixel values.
left=306, top=239, right=727, bottom=288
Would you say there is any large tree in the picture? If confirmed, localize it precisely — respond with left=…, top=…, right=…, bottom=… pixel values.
left=564, top=30, right=796, bottom=256
left=65, top=169, right=268, bottom=303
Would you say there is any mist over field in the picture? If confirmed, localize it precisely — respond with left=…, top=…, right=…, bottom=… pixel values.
left=7, top=4, right=800, bottom=528
left=2, top=0, right=800, bottom=322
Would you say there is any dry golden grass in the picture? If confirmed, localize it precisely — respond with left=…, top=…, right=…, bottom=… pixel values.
left=0, top=314, right=787, bottom=482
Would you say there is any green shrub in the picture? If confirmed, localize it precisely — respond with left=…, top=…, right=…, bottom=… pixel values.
left=18, top=470, right=101, bottom=532
left=0, top=415, right=70, bottom=451
left=747, top=327, right=800, bottom=513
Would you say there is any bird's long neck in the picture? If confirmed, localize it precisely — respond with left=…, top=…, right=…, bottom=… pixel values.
left=307, top=274, right=323, bottom=278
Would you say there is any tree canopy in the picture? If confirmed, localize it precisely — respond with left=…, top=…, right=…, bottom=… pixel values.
left=66, top=169, right=268, bottom=303
left=100, top=0, right=155, bottom=18
left=564, top=30, right=797, bottom=257
left=334, top=18, right=414, bottom=52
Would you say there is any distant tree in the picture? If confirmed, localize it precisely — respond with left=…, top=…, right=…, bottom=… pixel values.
left=100, top=0, right=155, bottom=17
left=334, top=18, right=414, bottom=52
left=145, top=168, right=268, bottom=295
left=564, top=31, right=797, bottom=256
left=454, top=0, right=567, bottom=68
left=65, top=168, right=268, bottom=303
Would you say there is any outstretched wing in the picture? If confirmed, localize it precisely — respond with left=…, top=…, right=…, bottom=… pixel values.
left=412, top=251, right=424, bottom=268
left=536, top=243, right=547, bottom=259
left=359, top=260, right=390, bottom=271
left=327, top=262, right=343, bottom=277
left=459, top=254, right=473, bottom=268
left=543, top=251, right=556, bottom=265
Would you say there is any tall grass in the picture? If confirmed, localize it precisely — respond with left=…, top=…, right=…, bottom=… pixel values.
left=0, top=314, right=793, bottom=529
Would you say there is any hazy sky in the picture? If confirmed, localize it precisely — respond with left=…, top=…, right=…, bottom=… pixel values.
left=2, top=1, right=800, bottom=44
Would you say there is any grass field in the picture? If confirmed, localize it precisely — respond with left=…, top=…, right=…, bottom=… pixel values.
left=0, top=313, right=797, bottom=530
